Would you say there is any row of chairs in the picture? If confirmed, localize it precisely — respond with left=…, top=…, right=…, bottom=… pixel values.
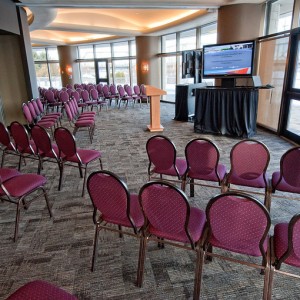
left=146, top=135, right=300, bottom=211
left=87, top=170, right=300, bottom=300
left=0, top=122, right=102, bottom=197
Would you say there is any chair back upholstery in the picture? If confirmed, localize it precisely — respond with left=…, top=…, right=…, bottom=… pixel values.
left=22, top=103, right=34, bottom=124
left=97, top=83, right=103, bottom=95
left=31, top=125, right=55, bottom=156
left=90, top=88, right=98, bottom=100
left=146, top=135, right=177, bottom=171
left=36, top=98, right=45, bottom=114
left=140, top=84, right=146, bottom=96
left=54, top=127, right=77, bottom=157
left=126, top=85, right=133, bottom=96
left=185, top=138, right=222, bottom=182
left=63, top=102, right=74, bottom=122
left=44, top=90, right=55, bottom=104
left=118, top=85, right=126, bottom=97
left=278, top=147, right=300, bottom=188
left=228, top=139, right=270, bottom=183
left=81, top=90, right=90, bottom=102
left=71, top=91, right=80, bottom=103
left=110, top=84, right=117, bottom=95
left=87, top=170, right=139, bottom=229
left=66, top=84, right=73, bottom=89
left=102, top=85, right=110, bottom=97
left=139, top=181, right=194, bottom=245
left=10, top=121, right=33, bottom=153
left=27, top=101, right=37, bottom=119
left=0, top=122, right=13, bottom=148
left=133, top=85, right=140, bottom=95
left=59, top=90, right=69, bottom=103
left=206, top=192, right=271, bottom=257
left=31, top=99, right=41, bottom=116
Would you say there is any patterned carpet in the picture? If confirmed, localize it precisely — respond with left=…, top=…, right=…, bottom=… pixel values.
left=0, top=102, right=299, bottom=299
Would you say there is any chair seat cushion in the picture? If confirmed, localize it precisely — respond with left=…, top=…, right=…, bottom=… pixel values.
left=37, top=119, right=56, bottom=128
left=149, top=207, right=206, bottom=243
left=64, top=149, right=101, bottom=164
left=0, top=174, right=46, bottom=197
left=227, top=170, right=268, bottom=188
left=153, top=158, right=187, bottom=177
left=103, top=193, right=144, bottom=228
left=0, top=168, right=20, bottom=182
left=6, top=280, right=77, bottom=300
left=272, top=171, right=300, bottom=193
left=75, top=119, right=95, bottom=127
left=187, top=163, right=226, bottom=182
left=274, top=223, right=300, bottom=267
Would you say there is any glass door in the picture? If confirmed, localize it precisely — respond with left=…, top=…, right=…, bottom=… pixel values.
left=281, top=28, right=300, bottom=143
left=95, top=59, right=109, bottom=85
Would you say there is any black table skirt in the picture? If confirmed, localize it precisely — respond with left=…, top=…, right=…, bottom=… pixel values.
left=194, top=88, right=258, bottom=138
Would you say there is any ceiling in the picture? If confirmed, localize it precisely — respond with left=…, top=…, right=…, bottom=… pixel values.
left=16, top=0, right=265, bottom=46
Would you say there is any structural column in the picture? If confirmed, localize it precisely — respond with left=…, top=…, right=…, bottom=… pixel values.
left=136, top=36, right=161, bottom=87
left=57, top=45, right=81, bottom=87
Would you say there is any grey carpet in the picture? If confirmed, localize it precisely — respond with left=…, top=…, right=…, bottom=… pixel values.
left=0, top=102, right=299, bottom=299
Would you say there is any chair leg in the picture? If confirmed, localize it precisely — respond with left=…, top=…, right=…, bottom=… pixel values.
left=137, top=236, right=147, bottom=287
left=42, top=187, right=53, bottom=218
left=99, top=158, right=103, bottom=170
left=14, top=201, right=21, bottom=242
left=91, top=224, right=100, bottom=272
left=118, top=225, right=123, bottom=238
left=1, top=151, right=5, bottom=167
left=81, top=166, right=87, bottom=197
left=78, top=163, right=83, bottom=178
left=190, top=178, right=195, bottom=197
left=58, top=162, right=64, bottom=191
left=18, top=154, right=22, bottom=171
left=193, top=247, right=205, bottom=300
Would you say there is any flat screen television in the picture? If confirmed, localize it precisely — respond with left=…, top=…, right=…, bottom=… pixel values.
left=202, top=40, right=255, bottom=79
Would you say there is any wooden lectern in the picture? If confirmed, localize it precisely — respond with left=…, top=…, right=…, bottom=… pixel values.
left=145, top=85, right=167, bottom=132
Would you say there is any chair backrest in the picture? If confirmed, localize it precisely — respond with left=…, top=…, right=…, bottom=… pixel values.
left=31, top=99, right=41, bottom=116
left=126, top=85, right=133, bottom=96
left=102, top=85, right=110, bottom=97
left=277, top=147, right=300, bottom=188
left=146, top=135, right=177, bottom=171
left=10, top=121, right=33, bottom=153
left=31, top=125, right=56, bottom=157
left=185, top=138, right=222, bottom=182
left=90, top=88, right=98, bottom=100
left=81, top=89, right=90, bottom=102
left=133, top=85, right=140, bottom=95
left=118, top=85, right=126, bottom=97
left=140, top=84, right=146, bottom=95
left=139, top=181, right=194, bottom=245
left=76, top=88, right=82, bottom=95
left=59, top=90, right=69, bottom=103
left=66, top=84, right=73, bottom=89
left=44, top=90, right=55, bottom=103
left=87, top=170, right=139, bottom=231
left=54, top=127, right=77, bottom=158
left=63, top=102, right=74, bottom=122
left=228, top=139, right=270, bottom=181
left=110, top=84, right=117, bottom=95
left=66, top=88, right=73, bottom=96
left=27, top=101, right=38, bottom=119
left=206, top=192, right=271, bottom=257
left=71, top=91, right=80, bottom=103
left=22, top=103, right=34, bottom=125
left=36, top=98, right=45, bottom=114
left=0, top=122, right=14, bottom=149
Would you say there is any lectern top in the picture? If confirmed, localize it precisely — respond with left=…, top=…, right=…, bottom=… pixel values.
left=145, top=85, right=167, bottom=96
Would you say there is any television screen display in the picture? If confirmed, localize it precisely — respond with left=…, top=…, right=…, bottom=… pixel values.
left=202, top=40, right=255, bottom=78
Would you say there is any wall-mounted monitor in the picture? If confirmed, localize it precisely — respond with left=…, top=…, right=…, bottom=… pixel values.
left=182, top=50, right=195, bottom=78
left=202, top=40, right=255, bottom=79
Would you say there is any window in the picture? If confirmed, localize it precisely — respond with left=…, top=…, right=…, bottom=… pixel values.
left=32, top=47, right=62, bottom=88
left=113, top=60, right=130, bottom=85
left=80, top=62, right=96, bottom=84
left=162, top=56, right=177, bottom=102
left=78, top=45, right=94, bottom=59
left=130, top=59, right=137, bottom=86
left=130, top=40, right=136, bottom=56
left=266, top=0, right=294, bottom=34
left=180, top=29, right=196, bottom=51
left=162, top=34, right=176, bottom=53
left=200, top=23, right=217, bottom=48
left=113, top=42, right=129, bottom=57
left=95, top=44, right=111, bottom=58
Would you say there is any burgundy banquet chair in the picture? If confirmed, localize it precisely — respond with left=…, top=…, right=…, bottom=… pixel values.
left=271, top=146, right=300, bottom=209
left=194, top=192, right=271, bottom=299
left=221, top=139, right=271, bottom=210
left=268, top=214, right=300, bottom=299
left=0, top=122, right=18, bottom=167
left=54, top=127, right=102, bottom=196
left=6, top=280, right=77, bottom=300
left=183, top=138, right=226, bottom=196
left=137, top=180, right=206, bottom=295
left=87, top=170, right=144, bottom=271
left=146, top=135, right=187, bottom=188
